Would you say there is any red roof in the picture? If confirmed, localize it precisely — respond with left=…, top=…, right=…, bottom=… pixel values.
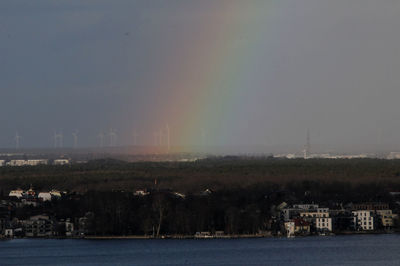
left=294, top=218, right=310, bottom=227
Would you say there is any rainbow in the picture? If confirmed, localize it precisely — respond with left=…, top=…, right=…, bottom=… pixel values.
left=139, top=2, right=278, bottom=151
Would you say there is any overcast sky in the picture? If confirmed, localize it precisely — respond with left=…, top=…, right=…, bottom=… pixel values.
left=1, top=0, right=400, bottom=152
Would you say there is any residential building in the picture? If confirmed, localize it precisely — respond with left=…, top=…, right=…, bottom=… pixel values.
left=24, top=215, right=54, bottom=237
left=316, top=217, right=333, bottom=232
left=7, top=159, right=48, bottom=167
left=282, top=204, right=319, bottom=222
left=293, top=218, right=311, bottom=234
left=9, top=189, right=25, bottom=199
left=300, top=208, right=332, bottom=232
left=134, top=190, right=149, bottom=197
left=284, top=221, right=295, bottom=237
left=54, top=159, right=70, bottom=165
left=352, top=210, right=375, bottom=230
left=353, top=202, right=389, bottom=211
left=387, top=152, right=400, bottom=159
left=38, top=192, right=52, bottom=202
left=376, top=210, right=398, bottom=228
left=293, top=204, right=319, bottom=210
left=50, top=190, right=62, bottom=198
left=4, top=228, right=13, bottom=238
left=7, top=160, right=27, bottom=166
left=26, top=159, right=48, bottom=166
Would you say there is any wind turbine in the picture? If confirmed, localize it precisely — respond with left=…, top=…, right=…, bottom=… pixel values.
left=158, top=129, right=163, bottom=146
left=166, top=123, right=170, bottom=152
left=53, top=131, right=57, bottom=148
left=109, top=128, right=117, bottom=147
left=153, top=131, right=159, bottom=146
left=53, top=131, right=63, bottom=148
left=133, top=130, right=139, bottom=146
left=59, top=131, right=64, bottom=148
left=72, top=130, right=79, bottom=149
left=14, top=132, right=21, bottom=150
left=201, top=128, right=206, bottom=147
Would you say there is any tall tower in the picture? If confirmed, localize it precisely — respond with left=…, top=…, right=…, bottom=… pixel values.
left=304, top=128, right=311, bottom=159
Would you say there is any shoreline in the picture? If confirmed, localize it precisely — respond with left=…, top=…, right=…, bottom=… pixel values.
left=3, top=231, right=399, bottom=240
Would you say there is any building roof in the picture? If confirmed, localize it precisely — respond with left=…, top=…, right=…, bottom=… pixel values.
left=294, top=218, right=310, bottom=227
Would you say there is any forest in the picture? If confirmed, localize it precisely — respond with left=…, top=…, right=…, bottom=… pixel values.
left=2, top=157, right=400, bottom=194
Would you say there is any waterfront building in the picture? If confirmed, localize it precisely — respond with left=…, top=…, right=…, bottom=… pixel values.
left=282, top=204, right=320, bottom=221
left=316, top=217, right=333, bottom=232
left=352, top=210, right=375, bottom=230
left=284, top=221, right=295, bottom=237
left=353, top=202, right=389, bottom=211
left=4, top=228, right=13, bottom=238
left=293, top=218, right=311, bottom=234
left=24, top=215, right=54, bottom=237
left=300, top=208, right=332, bottom=232
left=376, top=210, right=398, bottom=228
left=293, top=204, right=319, bottom=210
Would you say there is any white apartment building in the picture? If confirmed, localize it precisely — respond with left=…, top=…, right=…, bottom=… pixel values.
left=26, top=159, right=48, bottom=166
left=352, top=210, right=375, bottom=230
left=282, top=204, right=320, bottom=221
left=7, top=159, right=48, bottom=166
left=376, top=209, right=397, bottom=228
left=300, top=208, right=332, bottom=232
left=300, top=208, right=329, bottom=218
left=316, top=217, right=333, bottom=232
left=38, top=192, right=52, bottom=202
left=9, top=189, right=25, bottom=198
left=7, top=160, right=27, bottom=166
left=54, top=159, right=70, bottom=165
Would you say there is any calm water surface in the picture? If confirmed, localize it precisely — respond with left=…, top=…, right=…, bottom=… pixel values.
left=1, top=234, right=400, bottom=266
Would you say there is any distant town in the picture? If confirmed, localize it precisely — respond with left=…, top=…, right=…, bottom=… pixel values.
left=1, top=185, right=400, bottom=239
left=0, top=159, right=71, bottom=167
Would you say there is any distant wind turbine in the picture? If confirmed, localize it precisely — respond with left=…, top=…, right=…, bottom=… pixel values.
left=72, top=131, right=79, bottom=149
left=53, top=131, right=63, bottom=148
left=158, top=129, right=163, bottom=147
left=133, top=130, right=139, bottom=146
left=200, top=128, right=206, bottom=147
left=153, top=131, right=159, bottom=146
left=15, top=132, right=21, bottom=150
left=98, top=131, right=105, bottom=148
left=166, top=123, right=170, bottom=152
left=109, top=128, right=117, bottom=147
